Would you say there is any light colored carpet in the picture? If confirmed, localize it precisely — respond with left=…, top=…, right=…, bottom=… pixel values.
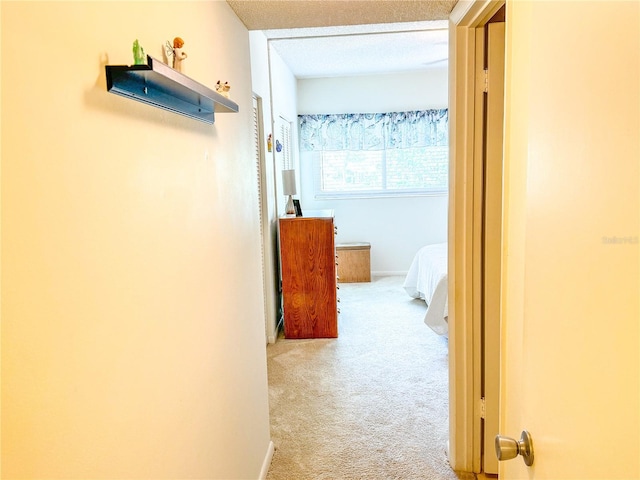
left=266, top=275, right=475, bottom=480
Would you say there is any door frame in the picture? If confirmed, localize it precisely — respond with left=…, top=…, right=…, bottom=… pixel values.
left=447, top=0, right=505, bottom=473
left=253, top=94, right=279, bottom=344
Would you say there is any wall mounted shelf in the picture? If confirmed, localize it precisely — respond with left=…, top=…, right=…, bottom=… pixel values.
left=105, top=55, right=238, bottom=124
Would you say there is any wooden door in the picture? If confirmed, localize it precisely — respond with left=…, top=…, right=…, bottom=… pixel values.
left=500, top=1, right=639, bottom=477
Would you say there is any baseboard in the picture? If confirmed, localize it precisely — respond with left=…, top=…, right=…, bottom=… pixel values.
left=267, top=315, right=283, bottom=344
left=259, top=440, right=275, bottom=479
left=371, top=271, right=408, bottom=277
left=267, top=327, right=278, bottom=344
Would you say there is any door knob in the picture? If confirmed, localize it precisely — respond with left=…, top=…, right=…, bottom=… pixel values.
left=495, top=430, right=534, bottom=466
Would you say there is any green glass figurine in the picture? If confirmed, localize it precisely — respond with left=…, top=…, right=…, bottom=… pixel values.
left=133, top=39, right=146, bottom=65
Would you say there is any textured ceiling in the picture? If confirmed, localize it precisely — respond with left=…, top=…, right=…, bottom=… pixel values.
left=227, top=0, right=457, bottom=78
left=266, top=22, right=448, bottom=78
left=226, top=1, right=458, bottom=30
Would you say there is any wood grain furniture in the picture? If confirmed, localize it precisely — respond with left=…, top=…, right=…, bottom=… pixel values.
left=279, top=210, right=338, bottom=338
left=336, top=242, right=371, bottom=282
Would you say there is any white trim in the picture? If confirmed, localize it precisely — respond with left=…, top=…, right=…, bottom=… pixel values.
left=259, top=440, right=275, bottom=480
left=267, top=316, right=283, bottom=344
left=451, top=0, right=503, bottom=26
left=449, top=0, right=475, bottom=25
left=447, top=15, right=477, bottom=473
left=371, top=271, right=407, bottom=277
left=448, top=0, right=505, bottom=474
left=314, top=190, right=448, bottom=200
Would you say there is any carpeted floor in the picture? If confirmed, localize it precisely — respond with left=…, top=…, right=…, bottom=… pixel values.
left=265, top=275, right=476, bottom=480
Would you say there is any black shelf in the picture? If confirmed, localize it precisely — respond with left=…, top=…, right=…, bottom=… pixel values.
left=105, top=55, right=238, bottom=124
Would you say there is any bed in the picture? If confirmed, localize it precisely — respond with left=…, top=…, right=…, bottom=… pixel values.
left=403, top=243, right=448, bottom=336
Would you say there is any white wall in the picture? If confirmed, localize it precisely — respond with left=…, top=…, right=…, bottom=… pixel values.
left=297, top=69, right=449, bottom=274
left=269, top=47, right=301, bottom=214
left=1, top=2, right=272, bottom=478
left=249, top=33, right=299, bottom=342
left=249, top=31, right=280, bottom=343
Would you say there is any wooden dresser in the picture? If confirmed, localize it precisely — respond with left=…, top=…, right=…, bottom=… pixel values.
left=279, top=210, right=338, bottom=338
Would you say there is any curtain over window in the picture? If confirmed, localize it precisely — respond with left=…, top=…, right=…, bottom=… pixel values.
left=299, top=110, right=449, bottom=198
left=299, top=109, right=448, bottom=152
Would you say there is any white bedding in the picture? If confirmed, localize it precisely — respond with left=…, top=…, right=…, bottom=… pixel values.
left=403, top=243, right=448, bottom=336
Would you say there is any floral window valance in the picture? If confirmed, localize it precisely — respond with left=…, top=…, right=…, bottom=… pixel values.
left=298, top=109, right=448, bottom=152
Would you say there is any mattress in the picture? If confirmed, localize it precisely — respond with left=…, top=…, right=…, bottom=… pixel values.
left=403, top=243, right=448, bottom=336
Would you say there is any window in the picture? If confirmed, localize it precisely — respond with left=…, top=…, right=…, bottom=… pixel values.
left=299, top=110, right=448, bottom=198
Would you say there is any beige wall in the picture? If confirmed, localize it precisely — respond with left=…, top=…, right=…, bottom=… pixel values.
left=1, top=2, right=272, bottom=478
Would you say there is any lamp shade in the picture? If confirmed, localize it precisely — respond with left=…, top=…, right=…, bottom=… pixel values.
left=282, top=169, right=297, bottom=196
